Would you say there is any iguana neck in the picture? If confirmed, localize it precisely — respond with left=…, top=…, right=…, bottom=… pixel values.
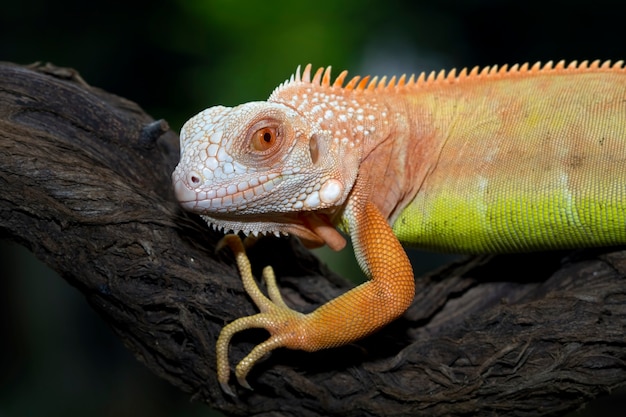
left=268, top=66, right=398, bottom=221
left=269, top=66, right=445, bottom=224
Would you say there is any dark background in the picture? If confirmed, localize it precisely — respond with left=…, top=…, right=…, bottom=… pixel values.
left=1, top=0, right=625, bottom=416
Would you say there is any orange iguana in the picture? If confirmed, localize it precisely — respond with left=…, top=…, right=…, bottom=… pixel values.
left=171, top=60, right=626, bottom=394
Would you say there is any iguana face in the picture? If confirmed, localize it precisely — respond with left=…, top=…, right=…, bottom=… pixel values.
left=172, top=100, right=356, bottom=249
left=172, top=65, right=396, bottom=249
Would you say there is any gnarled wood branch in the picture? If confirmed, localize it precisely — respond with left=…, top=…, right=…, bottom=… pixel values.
left=1, top=62, right=624, bottom=417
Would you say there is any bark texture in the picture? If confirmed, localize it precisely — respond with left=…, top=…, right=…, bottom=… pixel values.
left=0, top=62, right=624, bottom=416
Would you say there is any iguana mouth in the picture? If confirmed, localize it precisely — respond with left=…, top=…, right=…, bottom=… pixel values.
left=173, top=162, right=348, bottom=250
left=200, top=210, right=347, bottom=251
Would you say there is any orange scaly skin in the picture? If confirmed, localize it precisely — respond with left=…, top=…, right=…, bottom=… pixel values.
left=215, top=195, right=413, bottom=393
left=172, top=60, right=626, bottom=394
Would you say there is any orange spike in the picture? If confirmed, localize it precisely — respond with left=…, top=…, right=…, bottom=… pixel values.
left=311, top=67, right=324, bottom=85
left=344, top=75, right=361, bottom=90
left=333, top=70, right=349, bottom=88
left=446, top=68, right=457, bottom=81
left=322, top=66, right=332, bottom=86
left=357, top=76, right=370, bottom=90
left=375, top=76, right=387, bottom=91
left=301, top=64, right=313, bottom=83
left=397, top=74, right=406, bottom=87
left=367, top=76, right=379, bottom=91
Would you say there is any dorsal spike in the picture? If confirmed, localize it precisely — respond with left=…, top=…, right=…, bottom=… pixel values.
left=311, top=67, right=325, bottom=85
left=322, top=66, right=332, bottom=86
left=333, top=70, right=349, bottom=88
left=376, top=76, right=388, bottom=91
left=293, top=65, right=301, bottom=82
left=274, top=60, right=626, bottom=104
left=344, top=75, right=361, bottom=90
left=301, top=64, right=313, bottom=83
left=357, top=76, right=370, bottom=90
left=367, top=76, right=379, bottom=91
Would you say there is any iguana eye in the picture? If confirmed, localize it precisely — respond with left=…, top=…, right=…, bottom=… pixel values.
left=250, top=127, right=278, bottom=152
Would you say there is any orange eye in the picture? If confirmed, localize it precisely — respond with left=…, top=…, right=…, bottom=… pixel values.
left=251, top=127, right=278, bottom=151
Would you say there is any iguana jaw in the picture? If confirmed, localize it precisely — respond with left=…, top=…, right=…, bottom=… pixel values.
left=198, top=211, right=347, bottom=251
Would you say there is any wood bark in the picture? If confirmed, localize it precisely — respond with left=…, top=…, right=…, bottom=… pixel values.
left=0, top=62, right=624, bottom=417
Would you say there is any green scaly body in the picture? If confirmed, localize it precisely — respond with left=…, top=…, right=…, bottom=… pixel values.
left=379, top=62, right=626, bottom=252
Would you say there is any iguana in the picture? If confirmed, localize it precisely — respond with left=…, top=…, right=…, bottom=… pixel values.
left=171, top=60, right=626, bottom=395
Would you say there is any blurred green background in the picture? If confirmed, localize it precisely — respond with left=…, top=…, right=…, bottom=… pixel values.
left=1, top=0, right=625, bottom=416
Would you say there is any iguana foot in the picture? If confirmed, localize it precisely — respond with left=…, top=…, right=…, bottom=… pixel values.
left=216, top=234, right=307, bottom=395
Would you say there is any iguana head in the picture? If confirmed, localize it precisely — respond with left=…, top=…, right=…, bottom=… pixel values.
left=172, top=65, right=384, bottom=250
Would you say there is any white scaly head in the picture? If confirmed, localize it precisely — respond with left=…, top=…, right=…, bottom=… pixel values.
left=172, top=65, right=386, bottom=250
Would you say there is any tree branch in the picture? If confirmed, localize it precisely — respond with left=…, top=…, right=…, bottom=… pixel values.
left=1, top=62, right=624, bottom=417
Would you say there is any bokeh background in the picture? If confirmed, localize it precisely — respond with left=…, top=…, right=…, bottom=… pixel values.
left=2, top=0, right=626, bottom=416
